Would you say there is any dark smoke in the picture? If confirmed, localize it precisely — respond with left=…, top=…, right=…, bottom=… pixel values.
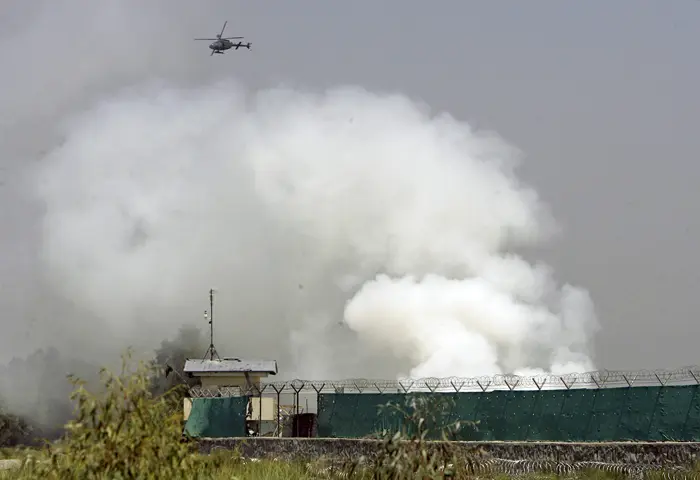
left=0, top=325, right=206, bottom=446
left=150, top=325, right=206, bottom=396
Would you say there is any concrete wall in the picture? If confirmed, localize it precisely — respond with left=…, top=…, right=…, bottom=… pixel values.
left=199, top=374, right=266, bottom=389
left=198, top=438, right=700, bottom=468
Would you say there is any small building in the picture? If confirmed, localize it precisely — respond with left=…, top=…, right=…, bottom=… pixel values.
left=184, top=357, right=278, bottom=390
left=183, top=357, right=279, bottom=433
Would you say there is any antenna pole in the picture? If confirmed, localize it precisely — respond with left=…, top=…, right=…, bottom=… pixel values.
left=209, top=288, right=215, bottom=361
left=202, top=288, right=220, bottom=361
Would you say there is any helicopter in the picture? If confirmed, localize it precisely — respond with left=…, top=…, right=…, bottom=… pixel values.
left=194, top=21, right=251, bottom=56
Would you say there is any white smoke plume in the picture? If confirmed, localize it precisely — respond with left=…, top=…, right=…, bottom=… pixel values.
left=31, top=81, right=599, bottom=380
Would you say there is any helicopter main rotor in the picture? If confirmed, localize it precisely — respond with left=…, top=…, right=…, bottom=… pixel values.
left=193, top=21, right=244, bottom=41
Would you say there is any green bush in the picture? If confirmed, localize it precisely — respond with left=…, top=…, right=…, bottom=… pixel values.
left=19, top=351, right=216, bottom=480
left=0, top=410, right=33, bottom=448
left=342, top=395, right=482, bottom=479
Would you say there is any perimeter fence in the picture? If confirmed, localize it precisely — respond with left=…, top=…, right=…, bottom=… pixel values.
left=185, top=365, right=700, bottom=441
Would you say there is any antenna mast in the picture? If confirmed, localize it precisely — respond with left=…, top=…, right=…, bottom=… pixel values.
left=202, top=288, right=220, bottom=361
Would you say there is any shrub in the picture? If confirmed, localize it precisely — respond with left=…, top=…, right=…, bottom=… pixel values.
left=344, top=395, right=482, bottom=479
left=20, top=350, right=219, bottom=479
left=0, top=410, right=33, bottom=448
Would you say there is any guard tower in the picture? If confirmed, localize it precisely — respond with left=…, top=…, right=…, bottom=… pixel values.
left=181, top=289, right=280, bottom=434
left=183, top=358, right=278, bottom=435
left=183, top=357, right=278, bottom=390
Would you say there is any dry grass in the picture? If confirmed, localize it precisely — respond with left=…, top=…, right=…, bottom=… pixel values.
left=0, top=455, right=637, bottom=480
left=2, top=448, right=698, bottom=479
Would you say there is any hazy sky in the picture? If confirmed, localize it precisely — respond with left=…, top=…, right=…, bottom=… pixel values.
left=1, top=0, right=699, bottom=371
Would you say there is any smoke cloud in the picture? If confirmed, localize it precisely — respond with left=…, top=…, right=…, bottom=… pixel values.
left=0, top=6, right=600, bottom=430
left=31, top=81, right=599, bottom=380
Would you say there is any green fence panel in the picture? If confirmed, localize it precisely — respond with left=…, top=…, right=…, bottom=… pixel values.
left=183, top=396, right=248, bottom=438
left=317, top=385, right=700, bottom=441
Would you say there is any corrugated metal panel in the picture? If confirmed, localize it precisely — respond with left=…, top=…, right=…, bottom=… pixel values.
left=184, top=358, right=278, bottom=374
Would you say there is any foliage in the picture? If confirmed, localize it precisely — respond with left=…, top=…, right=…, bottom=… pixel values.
left=18, top=350, right=219, bottom=480
left=343, top=395, right=482, bottom=479
left=3, top=456, right=319, bottom=480
left=0, top=410, right=33, bottom=448
left=3, top=456, right=696, bottom=480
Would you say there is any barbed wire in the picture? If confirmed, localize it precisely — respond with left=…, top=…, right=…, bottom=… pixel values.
left=189, top=365, right=700, bottom=398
